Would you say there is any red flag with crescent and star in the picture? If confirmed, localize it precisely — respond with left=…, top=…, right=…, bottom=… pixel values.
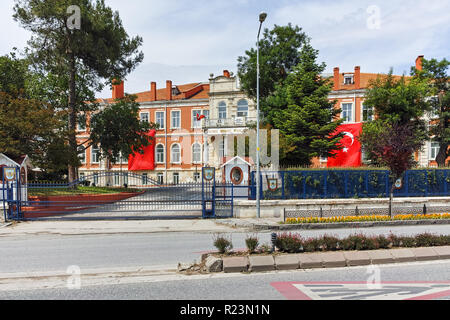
left=327, top=123, right=363, bottom=167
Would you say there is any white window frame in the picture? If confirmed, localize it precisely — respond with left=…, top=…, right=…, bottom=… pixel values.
left=192, top=109, right=202, bottom=129
left=341, top=103, right=354, bottom=123
left=192, top=143, right=202, bottom=164
left=171, top=110, right=181, bottom=129
left=237, top=100, right=249, bottom=118
left=77, top=114, right=87, bottom=132
left=173, top=172, right=180, bottom=185
left=171, top=143, right=181, bottom=164
left=362, top=103, right=374, bottom=122
left=429, top=142, right=440, bottom=160
left=343, top=75, right=354, bottom=85
left=78, top=146, right=86, bottom=164
left=140, top=112, right=150, bottom=123
left=91, top=145, right=100, bottom=164
left=218, top=102, right=227, bottom=120
left=156, top=144, right=165, bottom=164
left=156, top=111, right=165, bottom=130
left=157, top=173, right=164, bottom=185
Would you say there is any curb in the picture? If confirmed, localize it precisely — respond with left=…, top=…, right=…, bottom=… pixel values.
left=218, top=219, right=450, bottom=231
left=202, top=246, right=450, bottom=274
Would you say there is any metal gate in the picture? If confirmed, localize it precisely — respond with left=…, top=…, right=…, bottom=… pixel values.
left=2, top=167, right=23, bottom=221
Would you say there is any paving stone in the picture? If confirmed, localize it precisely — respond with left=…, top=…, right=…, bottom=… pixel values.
left=433, top=246, right=450, bottom=259
left=368, top=250, right=395, bottom=265
left=274, top=255, right=300, bottom=271
left=344, top=251, right=371, bottom=266
left=390, top=248, right=416, bottom=263
left=222, top=257, right=249, bottom=273
left=298, top=253, right=323, bottom=269
left=412, top=247, right=439, bottom=261
left=248, top=255, right=275, bottom=272
left=321, top=252, right=347, bottom=268
left=205, top=256, right=223, bottom=273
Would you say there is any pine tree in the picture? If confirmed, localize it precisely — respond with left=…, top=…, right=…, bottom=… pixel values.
left=271, top=44, right=343, bottom=165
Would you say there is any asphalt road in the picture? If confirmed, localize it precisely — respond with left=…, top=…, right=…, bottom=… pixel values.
left=1, top=224, right=450, bottom=274
left=0, top=260, right=449, bottom=300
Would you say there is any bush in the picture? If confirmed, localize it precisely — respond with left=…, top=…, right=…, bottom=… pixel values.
left=415, top=233, right=441, bottom=247
left=321, top=235, right=340, bottom=251
left=375, top=235, right=391, bottom=249
left=245, top=235, right=259, bottom=254
left=398, top=237, right=416, bottom=248
left=275, top=233, right=303, bottom=253
left=303, top=238, right=322, bottom=252
left=213, top=234, right=233, bottom=254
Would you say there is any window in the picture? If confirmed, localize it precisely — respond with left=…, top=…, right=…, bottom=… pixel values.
left=121, top=153, right=128, bottom=164
left=114, top=173, right=120, bottom=186
left=341, top=103, right=353, bottom=123
left=219, top=138, right=225, bottom=158
left=193, top=172, right=200, bottom=182
left=91, top=145, right=100, bottom=164
left=344, top=75, right=354, bottom=85
left=142, top=173, right=148, bottom=185
left=77, top=114, right=87, bottom=131
left=123, top=173, right=128, bottom=186
left=93, top=173, right=99, bottom=185
left=79, top=173, right=85, bottom=181
left=156, top=111, right=165, bottom=129
left=237, top=100, right=249, bottom=117
left=202, top=110, right=209, bottom=120
left=192, top=110, right=202, bottom=128
left=319, top=156, right=328, bottom=162
left=430, top=142, right=440, bottom=160
left=156, top=144, right=165, bottom=163
left=173, top=173, right=179, bottom=185
left=78, top=146, right=86, bottom=164
left=157, top=173, right=164, bottom=185
left=218, top=102, right=227, bottom=119
left=171, top=111, right=181, bottom=129
left=192, top=143, right=201, bottom=163
left=171, top=144, right=181, bottom=163
left=362, top=104, right=374, bottom=122
left=140, top=112, right=149, bottom=123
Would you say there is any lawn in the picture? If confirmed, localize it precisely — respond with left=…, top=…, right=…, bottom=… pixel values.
left=28, top=186, right=144, bottom=197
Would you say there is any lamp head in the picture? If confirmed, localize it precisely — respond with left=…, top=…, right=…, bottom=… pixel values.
left=259, top=12, right=267, bottom=23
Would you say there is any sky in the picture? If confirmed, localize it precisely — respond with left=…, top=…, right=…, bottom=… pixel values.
left=1, top=0, right=449, bottom=98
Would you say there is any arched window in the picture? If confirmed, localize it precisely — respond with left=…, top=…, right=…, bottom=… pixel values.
left=171, top=144, right=181, bottom=163
left=218, top=102, right=227, bottom=119
left=237, top=100, right=248, bottom=117
left=156, top=144, right=165, bottom=163
left=192, top=143, right=201, bottom=163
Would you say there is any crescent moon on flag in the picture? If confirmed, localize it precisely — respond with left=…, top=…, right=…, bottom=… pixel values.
left=342, top=132, right=355, bottom=146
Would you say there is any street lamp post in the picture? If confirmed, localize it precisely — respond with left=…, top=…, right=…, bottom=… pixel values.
left=256, top=12, right=267, bottom=219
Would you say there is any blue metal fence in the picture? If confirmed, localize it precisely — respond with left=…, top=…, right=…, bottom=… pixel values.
left=251, top=169, right=450, bottom=200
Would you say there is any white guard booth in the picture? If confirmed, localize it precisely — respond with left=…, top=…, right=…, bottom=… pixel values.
left=221, top=156, right=252, bottom=198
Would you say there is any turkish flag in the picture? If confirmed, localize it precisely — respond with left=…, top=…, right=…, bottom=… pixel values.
left=327, top=123, right=363, bottom=167
left=128, top=129, right=157, bottom=171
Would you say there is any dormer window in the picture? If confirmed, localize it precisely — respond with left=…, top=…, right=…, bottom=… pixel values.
left=344, top=75, right=354, bottom=85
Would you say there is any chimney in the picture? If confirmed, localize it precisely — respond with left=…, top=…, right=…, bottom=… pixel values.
left=354, top=66, right=361, bottom=89
left=112, top=80, right=124, bottom=100
left=415, top=55, right=424, bottom=71
left=223, top=70, right=231, bottom=78
left=151, top=82, right=157, bottom=101
left=166, top=80, right=172, bottom=101
left=333, top=67, right=340, bottom=91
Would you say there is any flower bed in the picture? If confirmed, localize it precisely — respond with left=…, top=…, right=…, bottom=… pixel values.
left=285, top=213, right=450, bottom=225
left=274, top=232, right=450, bottom=254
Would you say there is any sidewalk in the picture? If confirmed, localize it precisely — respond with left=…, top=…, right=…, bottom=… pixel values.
left=0, top=219, right=246, bottom=237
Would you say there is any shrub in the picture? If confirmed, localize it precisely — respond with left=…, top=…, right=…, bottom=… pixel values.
left=245, top=235, right=259, bottom=254
left=388, top=233, right=401, bottom=247
left=275, top=233, right=303, bottom=253
left=415, top=233, right=441, bottom=247
left=321, top=235, right=340, bottom=251
left=398, top=237, right=416, bottom=248
left=375, top=235, right=391, bottom=249
left=213, top=234, right=233, bottom=254
left=303, top=238, right=322, bottom=252
left=258, top=242, right=273, bottom=254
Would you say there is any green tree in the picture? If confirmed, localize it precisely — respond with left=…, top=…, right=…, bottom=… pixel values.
left=270, top=44, right=343, bottom=165
left=237, top=23, right=308, bottom=124
left=14, top=0, right=144, bottom=182
left=412, top=58, right=449, bottom=167
left=359, top=71, right=431, bottom=216
left=88, top=95, right=158, bottom=165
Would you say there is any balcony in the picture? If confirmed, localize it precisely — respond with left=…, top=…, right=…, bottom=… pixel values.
left=203, top=117, right=257, bottom=129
